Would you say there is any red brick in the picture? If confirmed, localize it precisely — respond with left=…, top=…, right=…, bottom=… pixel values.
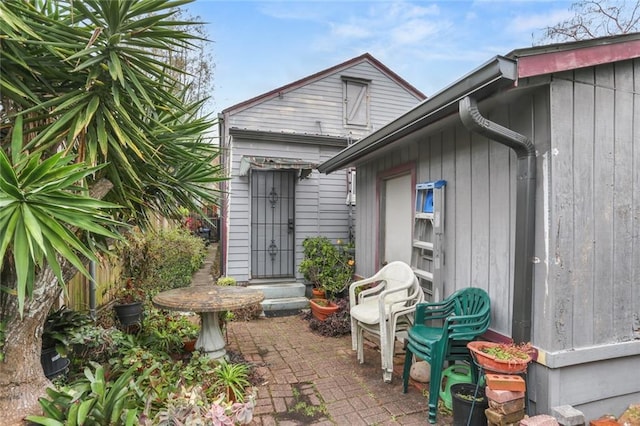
left=485, top=407, right=525, bottom=425
left=488, top=397, right=525, bottom=414
left=520, top=414, right=561, bottom=425
left=486, top=374, right=526, bottom=392
left=486, top=387, right=526, bottom=403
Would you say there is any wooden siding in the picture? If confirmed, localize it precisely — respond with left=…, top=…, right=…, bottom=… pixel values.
left=225, top=137, right=349, bottom=282
left=227, top=61, right=421, bottom=140
left=545, top=58, right=640, bottom=351
left=355, top=58, right=640, bottom=351
left=223, top=58, right=421, bottom=282
left=356, top=91, right=548, bottom=337
left=351, top=55, right=640, bottom=420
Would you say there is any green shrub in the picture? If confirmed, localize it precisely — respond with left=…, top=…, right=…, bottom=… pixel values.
left=216, top=276, right=236, bottom=286
left=119, top=227, right=206, bottom=297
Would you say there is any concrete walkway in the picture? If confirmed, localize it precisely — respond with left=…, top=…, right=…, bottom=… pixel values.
left=198, top=244, right=452, bottom=425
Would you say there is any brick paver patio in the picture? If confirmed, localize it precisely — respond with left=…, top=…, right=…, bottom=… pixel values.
left=226, top=314, right=454, bottom=425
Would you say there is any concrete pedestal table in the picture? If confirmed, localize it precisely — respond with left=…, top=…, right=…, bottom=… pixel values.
left=152, top=285, right=264, bottom=360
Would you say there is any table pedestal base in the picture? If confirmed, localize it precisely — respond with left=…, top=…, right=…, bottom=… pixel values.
left=197, top=312, right=227, bottom=360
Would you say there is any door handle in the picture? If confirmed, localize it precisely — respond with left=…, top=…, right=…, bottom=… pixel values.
left=288, top=219, right=294, bottom=233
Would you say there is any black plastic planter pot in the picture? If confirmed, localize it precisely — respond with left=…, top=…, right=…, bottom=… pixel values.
left=114, top=302, right=143, bottom=326
left=451, top=383, right=488, bottom=426
left=41, top=346, right=70, bottom=379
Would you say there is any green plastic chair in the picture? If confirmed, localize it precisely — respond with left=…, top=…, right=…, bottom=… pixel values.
left=402, top=287, right=491, bottom=424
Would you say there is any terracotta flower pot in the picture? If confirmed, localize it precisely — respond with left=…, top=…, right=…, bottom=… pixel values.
left=467, top=341, right=531, bottom=374
left=311, top=288, right=326, bottom=299
left=309, top=298, right=339, bottom=321
left=183, top=339, right=197, bottom=353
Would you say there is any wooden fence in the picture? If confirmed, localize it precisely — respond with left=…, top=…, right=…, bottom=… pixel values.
left=64, top=209, right=220, bottom=311
left=64, top=257, right=121, bottom=313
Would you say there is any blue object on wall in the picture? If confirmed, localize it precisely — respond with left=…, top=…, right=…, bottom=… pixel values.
left=416, top=180, right=446, bottom=213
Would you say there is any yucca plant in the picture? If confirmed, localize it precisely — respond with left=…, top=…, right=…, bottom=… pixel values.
left=214, top=361, right=251, bottom=403
left=0, top=0, right=224, bottom=421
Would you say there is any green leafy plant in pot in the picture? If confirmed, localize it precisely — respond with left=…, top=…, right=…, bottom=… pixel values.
left=41, top=306, right=92, bottom=379
left=299, top=236, right=355, bottom=300
left=113, top=278, right=146, bottom=326
left=300, top=237, right=355, bottom=322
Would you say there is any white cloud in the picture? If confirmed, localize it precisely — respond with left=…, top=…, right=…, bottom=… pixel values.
left=507, top=9, right=574, bottom=33
left=390, top=19, right=446, bottom=45
left=330, top=23, right=372, bottom=39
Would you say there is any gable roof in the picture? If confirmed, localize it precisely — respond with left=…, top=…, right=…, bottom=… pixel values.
left=319, top=32, right=640, bottom=174
left=221, top=53, right=426, bottom=115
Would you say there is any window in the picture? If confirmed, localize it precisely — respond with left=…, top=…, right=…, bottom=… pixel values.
left=343, top=77, right=370, bottom=127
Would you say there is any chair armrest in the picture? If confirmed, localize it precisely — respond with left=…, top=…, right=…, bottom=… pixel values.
left=349, top=276, right=384, bottom=308
left=376, top=280, right=417, bottom=318
left=415, top=298, right=458, bottom=323
left=445, top=306, right=491, bottom=339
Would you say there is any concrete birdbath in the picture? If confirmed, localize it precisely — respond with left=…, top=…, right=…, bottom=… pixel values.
left=153, top=285, right=264, bottom=360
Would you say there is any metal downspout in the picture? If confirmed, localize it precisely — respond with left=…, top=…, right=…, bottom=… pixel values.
left=89, top=260, right=97, bottom=320
left=459, top=96, right=536, bottom=344
left=217, top=113, right=226, bottom=277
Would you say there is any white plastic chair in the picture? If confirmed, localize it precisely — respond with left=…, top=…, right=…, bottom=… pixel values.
left=349, top=261, right=424, bottom=382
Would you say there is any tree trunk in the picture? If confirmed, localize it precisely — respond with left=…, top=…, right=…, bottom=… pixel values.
left=0, top=266, right=62, bottom=424
left=0, top=179, right=113, bottom=423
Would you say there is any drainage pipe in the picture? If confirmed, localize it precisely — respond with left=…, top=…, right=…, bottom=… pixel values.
left=459, top=96, right=536, bottom=344
left=89, top=260, right=97, bottom=320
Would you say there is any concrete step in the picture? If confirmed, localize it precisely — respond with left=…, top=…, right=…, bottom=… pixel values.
left=248, top=282, right=306, bottom=299
left=261, top=296, right=309, bottom=312
left=248, top=283, right=309, bottom=316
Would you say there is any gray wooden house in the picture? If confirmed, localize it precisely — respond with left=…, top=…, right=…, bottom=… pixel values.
left=217, top=54, right=424, bottom=309
left=319, top=33, right=640, bottom=419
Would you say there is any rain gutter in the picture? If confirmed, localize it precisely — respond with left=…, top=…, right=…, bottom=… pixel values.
left=318, top=56, right=517, bottom=173
left=459, top=97, right=536, bottom=344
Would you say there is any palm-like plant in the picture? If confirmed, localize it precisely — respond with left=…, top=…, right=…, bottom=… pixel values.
left=0, top=0, right=223, bottom=421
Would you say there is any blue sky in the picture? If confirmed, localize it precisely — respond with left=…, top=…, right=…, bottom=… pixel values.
left=185, top=1, right=575, bottom=113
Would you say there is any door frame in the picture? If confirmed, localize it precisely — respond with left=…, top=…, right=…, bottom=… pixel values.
left=376, top=163, right=416, bottom=269
left=249, top=170, right=296, bottom=279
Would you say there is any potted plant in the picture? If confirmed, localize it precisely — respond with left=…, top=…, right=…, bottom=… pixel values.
left=170, top=313, right=200, bottom=353
left=467, top=340, right=534, bottom=374
left=299, top=237, right=355, bottom=320
left=450, top=382, right=488, bottom=426
left=112, top=277, right=146, bottom=326
left=214, top=360, right=251, bottom=403
left=41, top=306, right=92, bottom=379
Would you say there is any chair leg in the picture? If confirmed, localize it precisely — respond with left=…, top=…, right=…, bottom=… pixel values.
left=382, top=335, right=394, bottom=383
left=381, top=336, right=394, bottom=383
left=402, top=346, right=413, bottom=393
left=351, top=317, right=358, bottom=351
left=379, top=334, right=389, bottom=383
left=356, top=326, right=364, bottom=364
left=427, top=356, right=443, bottom=424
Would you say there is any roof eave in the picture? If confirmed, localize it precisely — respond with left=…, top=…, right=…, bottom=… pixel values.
left=229, top=128, right=350, bottom=147
left=318, top=56, right=518, bottom=174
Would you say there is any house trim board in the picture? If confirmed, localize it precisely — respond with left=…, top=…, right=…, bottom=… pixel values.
left=229, top=128, right=349, bottom=147
left=536, top=339, right=640, bottom=369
